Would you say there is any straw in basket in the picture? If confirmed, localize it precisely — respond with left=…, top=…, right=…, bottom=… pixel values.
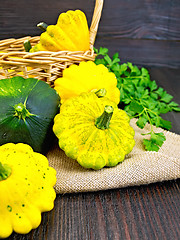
left=0, top=0, right=104, bottom=87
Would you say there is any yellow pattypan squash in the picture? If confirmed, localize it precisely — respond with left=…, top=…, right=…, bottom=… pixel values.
left=0, top=143, right=56, bottom=239
left=30, top=9, right=90, bottom=52
left=54, top=61, right=120, bottom=104
left=53, top=91, right=135, bottom=170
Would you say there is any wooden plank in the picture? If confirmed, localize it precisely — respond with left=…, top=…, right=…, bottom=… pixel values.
left=0, top=0, right=180, bottom=40
left=94, top=37, right=180, bottom=68
left=7, top=180, right=180, bottom=240
left=99, top=0, right=180, bottom=40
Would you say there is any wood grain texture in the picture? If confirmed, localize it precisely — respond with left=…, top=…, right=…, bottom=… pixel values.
left=1, top=0, right=179, bottom=40
left=4, top=67, right=180, bottom=240
left=95, top=37, right=180, bottom=68
left=98, top=0, right=180, bottom=40
left=0, top=0, right=180, bottom=67
left=6, top=179, right=180, bottom=240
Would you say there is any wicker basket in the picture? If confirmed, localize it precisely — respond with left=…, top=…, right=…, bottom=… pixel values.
left=0, top=0, right=103, bottom=87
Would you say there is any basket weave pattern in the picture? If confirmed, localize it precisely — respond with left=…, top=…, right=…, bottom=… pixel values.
left=0, top=0, right=103, bottom=87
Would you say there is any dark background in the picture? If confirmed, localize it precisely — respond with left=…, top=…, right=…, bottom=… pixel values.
left=0, top=0, right=180, bottom=68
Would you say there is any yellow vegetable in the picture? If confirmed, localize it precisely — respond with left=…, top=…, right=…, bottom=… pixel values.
left=56, top=9, right=90, bottom=51
left=54, top=61, right=120, bottom=104
left=53, top=91, right=135, bottom=170
left=30, top=9, right=90, bottom=52
left=29, top=43, right=47, bottom=52
left=0, top=143, right=56, bottom=238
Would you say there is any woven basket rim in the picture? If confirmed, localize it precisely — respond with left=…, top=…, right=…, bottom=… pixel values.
left=0, top=47, right=96, bottom=65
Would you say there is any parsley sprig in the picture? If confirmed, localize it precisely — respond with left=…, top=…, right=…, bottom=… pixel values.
left=94, top=47, right=180, bottom=151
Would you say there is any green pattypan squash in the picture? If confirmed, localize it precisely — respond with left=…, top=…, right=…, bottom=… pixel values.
left=0, top=76, right=60, bottom=154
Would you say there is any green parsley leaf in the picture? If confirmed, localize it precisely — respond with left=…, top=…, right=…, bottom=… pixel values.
left=129, top=100, right=144, bottom=115
left=94, top=47, right=109, bottom=56
left=143, top=132, right=166, bottom=151
left=98, top=47, right=109, bottom=55
left=149, top=80, right=158, bottom=91
left=159, top=118, right=172, bottom=130
left=151, top=132, right=166, bottom=147
left=104, top=55, right=113, bottom=66
left=168, top=101, right=180, bottom=112
left=160, top=91, right=173, bottom=103
left=143, top=139, right=160, bottom=152
left=136, top=115, right=148, bottom=129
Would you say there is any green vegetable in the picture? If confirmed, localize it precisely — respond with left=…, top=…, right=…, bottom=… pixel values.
left=0, top=76, right=60, bottom=153
left=94, top=47, right=180, bottom=151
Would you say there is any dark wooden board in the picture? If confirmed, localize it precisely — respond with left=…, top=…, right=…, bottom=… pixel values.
left=0, top=0, right=180, bottom=68
left=99, top=0, right=180, bottom=40
left=7, top=179, right=180, bottom=240
left=1, top=0, right=180, bottom=40
left=95, top=37, right=180, bottom=68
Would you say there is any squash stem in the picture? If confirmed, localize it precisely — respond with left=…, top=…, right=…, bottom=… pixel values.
left=37, top=22, right=48, bottom=31
left=0, top=162, right=12, bottom=181
left=92, top=88, right=107, bottom=98
left=95, top=105, right=114, bottom=130
left=14, top=102, right=34, bottom=120
left=24, top=40, right=32, bottom=52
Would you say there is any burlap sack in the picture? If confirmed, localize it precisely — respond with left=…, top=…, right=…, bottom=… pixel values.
left=47, top=119, right=180, bottom=194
